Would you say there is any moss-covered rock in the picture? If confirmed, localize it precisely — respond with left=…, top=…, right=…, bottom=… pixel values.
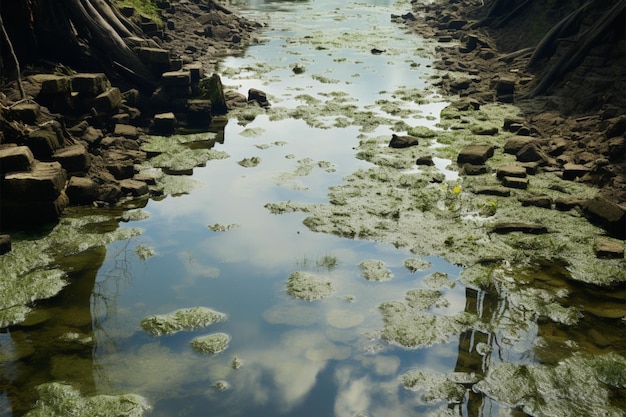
left=286, top=271, right=334, bottom=301
left=190, top=333, right=230, bottom=354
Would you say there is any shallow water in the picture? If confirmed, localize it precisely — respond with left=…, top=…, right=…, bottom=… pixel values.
left=1, top=0, right=625, bottom=416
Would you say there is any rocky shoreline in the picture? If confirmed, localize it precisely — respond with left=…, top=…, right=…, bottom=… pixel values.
left=399, top=0, right=625, bottom=207
left=0, top=0, right=264, bottom=231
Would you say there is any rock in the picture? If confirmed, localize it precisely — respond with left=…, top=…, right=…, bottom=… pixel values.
left=450, top=77, right=472, bottom=91
left=491, top=222, right=548, bottom=234
left=457, top=144, right=495, bottom=165
left=0, top=234, right=11, bottom=255
left=562, top=162, right=591, bottom=180
left=66, top=176, right=99, bottom=205
left=0, top=145, right=35, bottom=175
left=202, top=73, right=227, bottom=114
left=416, top=155, right=434, bottom=166
left=516, top=143, right=549, bottom=164
left=594, top=239, right=624, bottom=259
left=472, top=186, right=511, bottom=197
left=113, top=124, right=140, bottom=139
left=119, top=179, right=150, bottom=197
left=93, top=87, right=123, bottom=113
left=606, top=136, right=625, bottom=162
left=461, top=164, right=489, bottom=175
left=581, top=197, right=626, bottom=239
left=248, top=88, right=270, bottom=107
left=2, top=161, right=66, bottom=201
left=27, top=121, right=66, bottom=158
left=554, top=197, right=584, bottom=211
left=518, top=195, right=552, bottom=209
left=161, top=70, right=191, bottom=87
left=501, top=176, right=529, bottom=189
left=182, top=63, right=204, bottom=85
left=389, top=134, right=419, bottom=148
left=494, top=77, right=515, bottom=98
left=39, top=75, right=72, bottom=95
left=471, top=126, right=499, bottom=136
left=450, top=98, right=480, bottom=111
left=72, top=73, right=110, bottom=96
left=137, top=47, right=171, bottom=66
left=503, top=136, right=535, bottom=154
left=52, top=144, right=91, bottom=172
left=152, top=112, right=177, bottom=135
left=185, top=99, right=212, bottom=126
left=496, top=165, right=527, bottom=179
left=6, top=102, right=41, bottom=124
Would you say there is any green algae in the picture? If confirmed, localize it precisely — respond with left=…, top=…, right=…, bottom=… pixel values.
left=140, top=307, right=225, bottom=336
left=404, top=289, right=448, bottom=311
left=403, top=258, right=432, bottom=272
left=474, top=352, right=626, bottom=417
left=400, top=369, right=467, bottom=404
left=134, top=245, right=155, bottom=260
left=238, top=156, right=262, bottom=167
left=121, top=209, right=150, bottom=222
left=424, top=272, right=456, bottom=289
left=358, top=259, right=392, bottom=281
left=207, top=223, right=241, bottom=232
left=25, top=382, right=150, bottom=417
left=286, top=271, right=334, bottom=301
left=379, top=300, right=481, bottom=348
left=190, top=333, right=230, bottom=354
left=0, top=215, right=142, bottom=327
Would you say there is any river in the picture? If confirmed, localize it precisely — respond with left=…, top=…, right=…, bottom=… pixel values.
left=1, top=0, right=625, bottom=416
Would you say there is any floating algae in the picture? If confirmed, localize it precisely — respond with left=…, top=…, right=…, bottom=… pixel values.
left=404, top=289, right=448, bottom=311
left=286, top=271, right=334, bottom=301
left=403, top=258, right=432, bottom=273
left=135, top=245, right=155, bottom=260
left=190, top=333, right=230, bottom=354
left=474, top=352, right=626, bottom=417
left=379, top=300, right=480, bottom=348
left=237, top=156, right=262, bottom=167
left=358, top=259, right=392, bottom=282
left=400, top=369, right=466, bottom=404
left=140, top=307, right=225, bottom=336
left=424, top=272, right=455, bottom=289
left=24, top=382, right=150, bottom=417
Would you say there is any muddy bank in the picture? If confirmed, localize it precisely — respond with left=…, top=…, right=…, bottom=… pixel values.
left=399, top=0, right=625, bottom=205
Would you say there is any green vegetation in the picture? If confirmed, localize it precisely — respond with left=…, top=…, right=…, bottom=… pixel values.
left=114, top=0, right=162, bottom=24
left=140, top=307, right=225, bottom=336
left=286, top=271, right=334, bottom=301
left=190, top=333, right=230, bottom=354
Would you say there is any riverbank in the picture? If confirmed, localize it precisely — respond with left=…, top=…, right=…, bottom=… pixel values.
left=402, top=0, right=625, bottom=205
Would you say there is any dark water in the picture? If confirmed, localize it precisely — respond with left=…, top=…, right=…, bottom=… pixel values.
left=1, top=0, right=624, bottom=416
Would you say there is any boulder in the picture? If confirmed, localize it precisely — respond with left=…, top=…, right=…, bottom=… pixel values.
left=137, top=47, right=171, bottom=65
left=562, top=162, right=591, bottom=180
left=0, top=145, right=35, bottom=175
left=501, top=176, right=528, bottom=189
left=594, top=239, right=624, bottom=259
left=2, top=161, right=67, bottom=201
left=416, top=155, right=434, bottom=166
left=0, top=234, right=11, bottom=255
left=248, top=88, right=270, bottom=107
left=93, top=87, right=123, bottom=113
left=504, top=136, right=536, bottom=154
left=120, top=179, right=150, bottom=197
left=113, top=124, right=140, bottom=139
left=389, top=134, right=419, bottom=148
left=496, top=165, right=527, bottom=179
left=581, top=198, right=626, bottom=239
left=457, top=144, right=495, bottom=165
left=72, top=73, right=110, bottom=96
left=152, top=112, right=177, bottom=135
left=6, top=102, right=41, bottom=124
left=461, top=164, right=489, bottom=175
left=39, top=75, right=72, bottom=95
left=516, top=143, right=549, bottom=164
left=53, top=144, right=91, bottom=172
left=27, top=121, right=66, bottom=158
left=161, top=70, right=191, bottom=87
left=518, top=195, right=552, bottom=209
left=66, top=176, right=99, bottom=205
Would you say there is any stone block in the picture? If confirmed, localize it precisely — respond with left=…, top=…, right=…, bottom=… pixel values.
left=39, top=75, right=72, bottom=95
left=518, top=195, right=552, bottom=209
left=53, top=144, right=91, bottom=172
left=186, top=99, right=212, bottom=127
left=594, top=239, right=624, bottom=259
left=113, top=124, right=140, bottom=139
left=1, top=191, right=69, bottom=225
left=183, top=63, right=204, bottom=84
left=66, top=176, right=98, bottom=205
left=503, top=136, right=535, bottom=154
left=137, top=47, right=171, bottom=65
left=120, top=179, right=150, bottom=197
left=496, top=165, right=527, bottom=179
left=562, top=163, right=591, bottom=181
left=582, top=198, right=626, bottom=239
left=457, top=144, right=495, bottom=165
left=93, top=88, right=123, bottom=113
left=389, top=134, right=419, bottom=148
left=152, top=112, right=177, bottom=135
left=0, top=145, right=35, bottom=175
left=72, top=73, right=110, bottom=96
left=3, top=161, right=67, bottom=201
left=501, top=176, right=528, bottom=189
left=26, top=122, right=65, bottom=158
left=161, top=70, right=191, bottom=87
left=7, top=102, right=41, bottom=124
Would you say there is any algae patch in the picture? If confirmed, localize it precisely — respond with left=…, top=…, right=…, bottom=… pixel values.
left=358, top=259, right=392, bottom=282
left=190, top=333, right=230, bottom=354
left=400, top=369, right=467, bottom=404
left=140, top=307, right=225, bottom=336
left=25, top=382, right=150, bottom=417
left=286, top=271, right=334, bottom=301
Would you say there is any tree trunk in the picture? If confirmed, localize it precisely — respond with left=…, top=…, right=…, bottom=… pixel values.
left=0, top=0, right=156, bottom=90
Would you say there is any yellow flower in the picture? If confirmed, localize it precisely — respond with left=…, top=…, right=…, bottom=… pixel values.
left=453, top=186, right=462, bottom=194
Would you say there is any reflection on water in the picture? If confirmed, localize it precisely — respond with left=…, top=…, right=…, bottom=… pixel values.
left=1, top=0, right=625, bottom=416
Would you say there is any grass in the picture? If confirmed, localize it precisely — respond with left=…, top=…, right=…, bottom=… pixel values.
left=114, top=0, right=163, bottom=24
